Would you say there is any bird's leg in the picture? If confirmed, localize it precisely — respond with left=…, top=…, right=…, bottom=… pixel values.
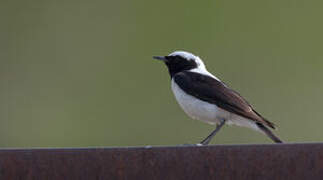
left=199, top=119, right=226, bottom=145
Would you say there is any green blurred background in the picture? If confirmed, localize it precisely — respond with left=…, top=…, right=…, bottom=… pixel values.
left=2, top=0, right=323, bottom=147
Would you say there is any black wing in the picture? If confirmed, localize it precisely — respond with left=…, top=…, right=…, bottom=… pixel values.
left=173, top=71, right=275, bottom=129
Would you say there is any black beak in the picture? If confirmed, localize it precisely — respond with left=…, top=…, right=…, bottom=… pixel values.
left=153, top=56, right=167, bottom=61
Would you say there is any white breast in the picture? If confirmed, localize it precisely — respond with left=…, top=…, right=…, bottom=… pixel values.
left=171, top=79, right=260, bottom=131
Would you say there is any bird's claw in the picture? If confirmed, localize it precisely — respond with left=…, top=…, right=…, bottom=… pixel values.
left=180, top=143, right=204, bottom=147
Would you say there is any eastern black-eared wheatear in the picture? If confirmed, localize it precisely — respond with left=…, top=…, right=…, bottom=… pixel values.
left=154, top=51, right=283, bottom=145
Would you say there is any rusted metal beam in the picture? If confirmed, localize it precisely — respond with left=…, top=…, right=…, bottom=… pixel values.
left=0, top=143, right=322, bottom=180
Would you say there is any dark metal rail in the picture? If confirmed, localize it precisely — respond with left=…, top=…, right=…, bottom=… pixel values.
left=0, top=143, right=322, bottom=180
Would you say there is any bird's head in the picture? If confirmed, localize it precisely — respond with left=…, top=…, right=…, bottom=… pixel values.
left=153, top=51, right=206, bottom=77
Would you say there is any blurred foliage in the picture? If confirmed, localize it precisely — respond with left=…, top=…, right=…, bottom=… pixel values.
left=1, top=0, right=323, bottom=147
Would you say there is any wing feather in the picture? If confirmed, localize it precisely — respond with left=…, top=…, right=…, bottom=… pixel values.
left=173, top=71, right=275, bottom=129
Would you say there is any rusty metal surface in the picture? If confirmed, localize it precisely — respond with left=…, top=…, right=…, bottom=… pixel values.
left=0, top=143, right=322, bottom=180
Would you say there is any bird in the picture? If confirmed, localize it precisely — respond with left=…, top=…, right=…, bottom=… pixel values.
left=153, top=51, right=283, bottom=145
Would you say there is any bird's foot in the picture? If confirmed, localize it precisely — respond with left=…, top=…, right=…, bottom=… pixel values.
left=180, top=143, right=204, bottom=147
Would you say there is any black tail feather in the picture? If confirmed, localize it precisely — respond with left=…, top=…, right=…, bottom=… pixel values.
left=256, top=123, right=283, bottom=143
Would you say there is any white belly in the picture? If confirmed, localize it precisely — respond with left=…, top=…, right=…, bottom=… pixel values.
left=171, top=79, right=259, bottom=131
left=171, top=79, right=227, bottom=125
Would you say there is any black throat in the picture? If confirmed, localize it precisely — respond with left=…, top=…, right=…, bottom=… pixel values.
left=164, top=56, right=198, bottom=77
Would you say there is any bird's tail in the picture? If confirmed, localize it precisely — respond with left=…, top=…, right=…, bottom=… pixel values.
left=256, top=123, right=283, bottom=143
